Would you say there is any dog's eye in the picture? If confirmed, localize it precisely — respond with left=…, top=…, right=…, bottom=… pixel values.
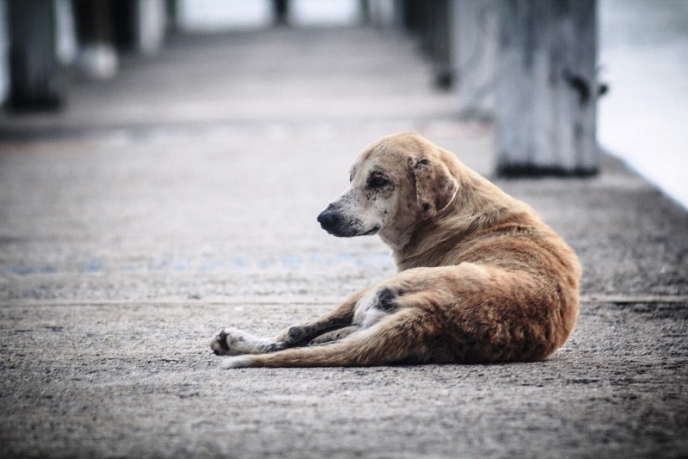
left=368, top=174, right=391, bottom=189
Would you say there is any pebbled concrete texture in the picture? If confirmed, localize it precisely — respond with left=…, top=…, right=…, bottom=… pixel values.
left=1, top=27, right=687, bottom=459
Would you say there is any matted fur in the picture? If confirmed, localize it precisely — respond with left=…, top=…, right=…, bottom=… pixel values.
left=210, top=133, right=580, bottom=368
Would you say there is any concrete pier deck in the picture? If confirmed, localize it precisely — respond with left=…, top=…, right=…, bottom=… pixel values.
left=1, top=26, right=686, bottom=458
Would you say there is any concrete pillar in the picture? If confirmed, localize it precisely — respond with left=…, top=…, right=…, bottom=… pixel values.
left=74, top=0, right=118, bottom=79
left=165, top=0, right=178, bottom=30
left=451, top=0, right=498, bottom=119
left=402, top=0, right=426, bottom=33
left=273, top=0, right=289, bottom=26
left=368, top=0, right=403, bottom=29
left=136, top=0, right=166, bottom=54
left=0, top=0, right=9, bottom=105
left=7, top=0, right=62, bottom=110
left=430, top=0, right=452, bottom=88
left=111, top=0, right=165, bottom=55
left=56, top=0, right=78, bottom=65
left=403, top=0, right=452, bottom=89
left=496, top=0, right=599, bottom=176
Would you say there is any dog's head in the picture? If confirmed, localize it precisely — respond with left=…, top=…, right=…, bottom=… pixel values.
left=317, top=133, right=459, bottom=245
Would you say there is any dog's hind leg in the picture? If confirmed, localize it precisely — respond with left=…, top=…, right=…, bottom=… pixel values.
left=273, top=288, right=369, bottom=346
left=308, top=325, right=360, bottom=345
left=211, top=288, right=369, bottom=356
left=220, top=308, right=441, bottom=368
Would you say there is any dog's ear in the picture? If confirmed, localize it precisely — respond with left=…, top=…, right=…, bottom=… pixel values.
left=410, top=157, right=459, bottom=219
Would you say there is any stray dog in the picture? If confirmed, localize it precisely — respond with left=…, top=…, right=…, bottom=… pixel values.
left=210, top=133, right=580, bottom=368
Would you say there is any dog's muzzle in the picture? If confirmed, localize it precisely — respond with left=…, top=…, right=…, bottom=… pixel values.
left=317, top=205, right=345, bottom=236
left=317, top=204, right=379, bottom=237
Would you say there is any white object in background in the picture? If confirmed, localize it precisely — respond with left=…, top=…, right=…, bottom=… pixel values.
left=598, top=0, right=688, bottom=210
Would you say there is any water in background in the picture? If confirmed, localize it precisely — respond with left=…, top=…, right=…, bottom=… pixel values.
left=177, top=0, right=361, bottom=31
left=599, top=0, right=688, bottom=209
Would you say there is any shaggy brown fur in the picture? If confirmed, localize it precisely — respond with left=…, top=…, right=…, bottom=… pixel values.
left=210, top=133, right=580, bottom=368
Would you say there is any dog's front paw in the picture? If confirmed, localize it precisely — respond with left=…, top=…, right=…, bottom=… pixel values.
left=210, top=329, right=233, bottom=355
left=210, top=328, right=272, bottom=356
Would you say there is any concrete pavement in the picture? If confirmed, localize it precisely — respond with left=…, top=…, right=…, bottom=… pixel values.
left=1, top=27, right=687, bottom=458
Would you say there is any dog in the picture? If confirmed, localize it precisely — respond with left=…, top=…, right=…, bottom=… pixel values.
left=210, top=133, right=580, bottom=368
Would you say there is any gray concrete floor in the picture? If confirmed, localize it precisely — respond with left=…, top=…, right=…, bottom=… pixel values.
left=1, top=27, right=687, bottom=459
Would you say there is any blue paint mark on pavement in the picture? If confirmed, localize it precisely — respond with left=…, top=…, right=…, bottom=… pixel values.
left=81, top=261, right=102, bottom=273
left=282, top=255, right=300, bottom=267
left=1, top=265, right=35, bottom=275
left=174, top=259, right=190, bottom=271
left=232, top=257, right=247, bottom=268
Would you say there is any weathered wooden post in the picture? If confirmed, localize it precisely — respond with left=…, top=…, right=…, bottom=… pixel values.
left=403, top=0, right=452, bottom=89
left=428, top=0, right=453, bottom=88
left=7, top=0, right=62, bottom=110
left=136, top=0, right=165, bottom=54
left=112, top=0, right=166, bottom=55
left=0, top=0, right=9, bottom=104
left=367, top=0, right=404, bottom=29
left=402, top=0, right=426, bottom=33
left=496, top=0, right=599, bottom=176
left=73, top=0, right=118, bottom=79
left=273, top=0, right=289, bottom=26
left=450, top=0, right=498, bottom=119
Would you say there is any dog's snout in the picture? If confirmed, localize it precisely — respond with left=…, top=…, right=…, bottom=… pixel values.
left=317, top=202, right=366, bottom=238
left=317, top=208, right=340, bottom=231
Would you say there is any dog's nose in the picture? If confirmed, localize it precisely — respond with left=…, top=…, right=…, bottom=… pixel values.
left=317, top=209, right=340, bottom=231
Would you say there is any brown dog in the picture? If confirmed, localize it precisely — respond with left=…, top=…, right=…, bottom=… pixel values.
left=210, top=133, right=580, bottom=368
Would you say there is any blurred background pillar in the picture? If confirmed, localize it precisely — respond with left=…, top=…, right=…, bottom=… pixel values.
left=496, top=0, right=599, bottom=176
left=366, top=0, right=404, bottom=29
left=0, top=0, right=8, bottom=105
left=273, top=0, right=289, bottom=26
left=451, top=0, right=498, bottom=120
left=403, top=0, right=453, bottom=89
left=74, top=0, right=118, bottom=79
left=55, top=0, right=78, bottom=66
left=112, top=0, right=166, bottom=55
left=7, top=0, right=62, bottom=110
